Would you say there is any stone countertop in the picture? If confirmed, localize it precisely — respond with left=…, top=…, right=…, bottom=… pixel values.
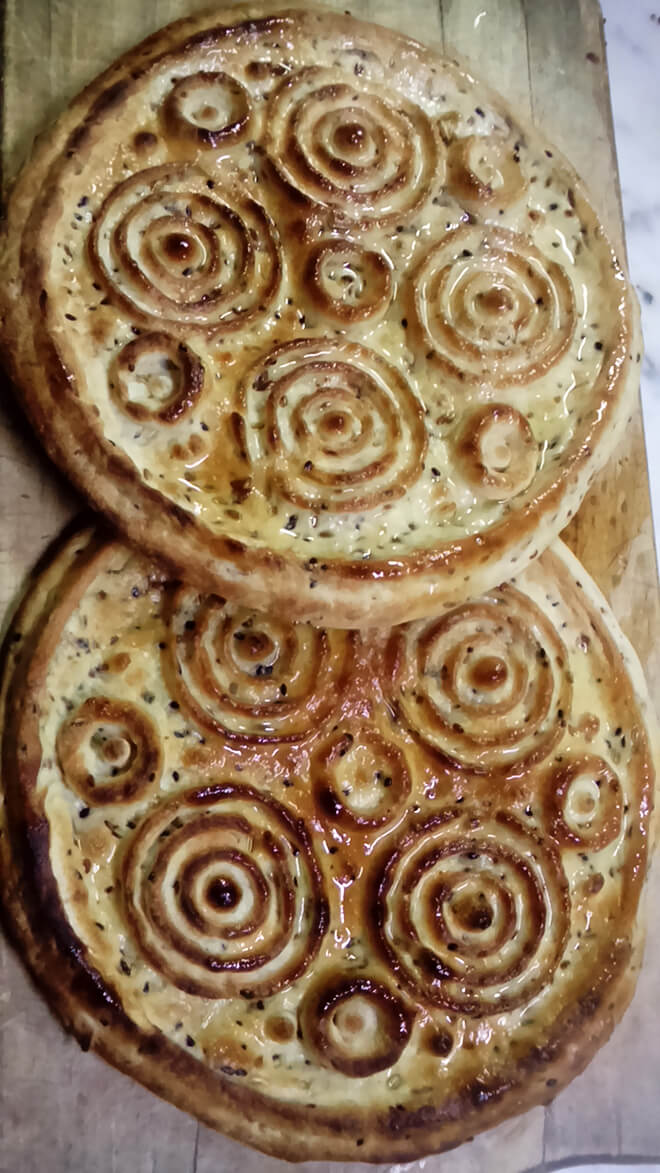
left=601, top=0, right=660, bottom=553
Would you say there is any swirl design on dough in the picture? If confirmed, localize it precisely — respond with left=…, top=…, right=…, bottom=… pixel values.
left=265, top=67, right=441, bottom=224
left=110, top=332, right=204, bottom=422
left=303, top=240, right=392, bottom=323
left=385, top=587, right=571, bottom=772
left=547, top=755, right=623, bottom=851
left=167, top=588, right=354, bottom=741
left=457, top=404, right=538, bottom=500
left=163, top=72, right=252, bottom=147
left=446, top=134, right=527, bottom=212
left=375, top=809, right=569, bottom=1015
left=90, top=164, right=281, bottom=334
left=243, top=338, right=427, bottom=512
left=299, top=974, right=413, bottom=1076
left=123, top=783, right=328, bottom=999
left=56, top=697, right=162, bottom=806
left=312, top=725, right=411, bottom=829
left=413, top=225, right=575, bottom=385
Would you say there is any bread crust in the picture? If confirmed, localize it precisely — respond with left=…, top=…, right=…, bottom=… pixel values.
left=0, top=526, right=655, bottom=1162
left=0, top=3, right=641, bottom=627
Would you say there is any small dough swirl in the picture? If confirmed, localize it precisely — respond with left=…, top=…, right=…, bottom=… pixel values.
left=299, top=973, right=413, bottom=1076
left=56, top=696, right=162, bottom=806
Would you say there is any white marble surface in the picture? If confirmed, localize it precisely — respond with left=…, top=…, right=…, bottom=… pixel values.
left=601, top=0, right=660, bottom=549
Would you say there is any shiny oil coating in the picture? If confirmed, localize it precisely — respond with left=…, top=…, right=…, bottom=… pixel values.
left=0, top=4, right=640, bottom=627
left=0, top=529, right=654, bottom=1162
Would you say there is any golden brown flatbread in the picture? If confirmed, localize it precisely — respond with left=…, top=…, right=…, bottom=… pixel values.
left=0, top=527, right=654, bottom=1161
left=0, top=4, right=640, bottom=627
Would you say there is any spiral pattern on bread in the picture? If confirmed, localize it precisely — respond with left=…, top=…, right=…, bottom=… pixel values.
left=166, top=588, right=354, bottom=741
left=375, top=809, right=569, bottom=1015
left=446, top=133, right=527, bottom=212
left=302, top=239, right=392, bottom=323
left=109, top=332, right=204, bottom=423
left=384, top=587, right=571, bottom=772
left=90, top=164, right=281, bottom=334
left=56, top=696, right=162, bottom=806
left=162, top=71, right=252, bottom=148
left=546, top=755, right=623, bottom=851
left=123, top=783, right=328, bottom=999
left=413, top=225, right=576, bottom=385
left=299, top=974, right=413, bottom=1076
left=311, top=725, right=411, bottom=829
left=242, top=338, right=427, bottom=512
left=457, top=404, right=539, bottom=500
left=265, top=67, right=441, bottom=224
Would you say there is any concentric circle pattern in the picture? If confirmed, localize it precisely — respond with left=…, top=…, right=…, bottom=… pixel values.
left=123, top=783, right=328, bottom=999
left=166, top=586, right=354, bottom=740
left=446, top=133, right=527, bottom=212
left=385, top=587, right=572, bottom=772
left=299, top=974, right=413, bottom=1076
left=457, top=403, right=539, bottom=500
left=242, top=338, right=427, bottom=512
left=90, top=163, right=281, bottom=334
left=56, top=696, right=162, bottom=805
left=375, top=809, right=570, bottom=1014
left=265, top=66, right=441, bottom=225
left=303, top=239, right=392, bottom=323
left=163, top=72, right=252, bottom=148
left=110, top=332, right=204, bottom=422
left=2, top=5, right=638, bottom=625
left=413, top=225, right=576, bottom=386
left=311, top=725, right=411, bottom=828
left=547, top=755, right=623, bottom=851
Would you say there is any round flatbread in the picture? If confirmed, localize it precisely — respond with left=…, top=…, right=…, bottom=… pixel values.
left=0, top=4, right=640, bottom=627
left=0, top=527, right=655, bottom=1162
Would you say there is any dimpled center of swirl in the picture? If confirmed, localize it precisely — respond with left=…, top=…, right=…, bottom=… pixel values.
left=332, top=119, right=368, bottom=156
left=439, top=878, right=497, bottom=936
left=469, top=654, right=508, bottom=691
left=478, top=285, right=515, bottom=315
left=163, top=232, right=194, bottom=263
left=206, top=876, right=240, bottom=910
left=92, top=729, right=133, bottom=772
left=233, top=626, right=276, bottom=668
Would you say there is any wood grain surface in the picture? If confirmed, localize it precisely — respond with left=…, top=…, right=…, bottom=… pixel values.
left=0, top=2, right=658, bottom=1171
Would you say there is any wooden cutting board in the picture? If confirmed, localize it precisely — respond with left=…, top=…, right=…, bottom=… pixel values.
left=1, top=2, right=658, bottom=1170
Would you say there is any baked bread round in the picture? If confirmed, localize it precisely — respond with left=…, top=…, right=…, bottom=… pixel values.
left=0, top=4, right=640, bottom=627
left=0, top=527, right=654, bottom=1162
